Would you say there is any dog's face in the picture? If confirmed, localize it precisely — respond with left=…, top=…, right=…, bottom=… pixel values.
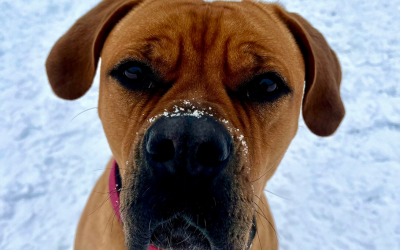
left=46, top=0, right=344, bottom=249
left=101, top=1, right=305, bottom=248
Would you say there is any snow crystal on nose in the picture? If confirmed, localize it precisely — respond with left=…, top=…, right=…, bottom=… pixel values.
left=145, top=100, right=250, bottom=166
left=147, top=100, right=213, bottom=122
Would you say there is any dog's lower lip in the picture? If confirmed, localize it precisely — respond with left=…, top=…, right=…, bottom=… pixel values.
left=149, top=216, right=212, bottom=250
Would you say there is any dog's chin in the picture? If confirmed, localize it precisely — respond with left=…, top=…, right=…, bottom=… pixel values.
left=150, top=216, right=211, bottom=250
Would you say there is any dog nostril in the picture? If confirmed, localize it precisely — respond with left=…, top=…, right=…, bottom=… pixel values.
left=147, top=139, right=175, bottom=162
left=196, top=142, right=229, bottom=167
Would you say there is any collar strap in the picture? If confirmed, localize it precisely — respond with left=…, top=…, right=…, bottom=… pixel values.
left=109, top=160, right=122, bottom=223
left=109, top=160, right=162, bottom=250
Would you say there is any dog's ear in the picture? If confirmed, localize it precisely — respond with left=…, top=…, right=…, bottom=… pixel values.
left=273, top=5, right=345, bottom=136
left=46, top=0, right=143, bottom=100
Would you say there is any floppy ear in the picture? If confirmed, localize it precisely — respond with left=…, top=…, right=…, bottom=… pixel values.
left=46, top=0, right=143, bottom=100
left=273, top=5, right=345, bottom=136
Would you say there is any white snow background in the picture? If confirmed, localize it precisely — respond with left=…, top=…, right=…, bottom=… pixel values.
left=0, top=0, right=399, bottom=249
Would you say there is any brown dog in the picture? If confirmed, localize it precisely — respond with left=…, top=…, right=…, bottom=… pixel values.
left=46, top=0, right=345, bottom=249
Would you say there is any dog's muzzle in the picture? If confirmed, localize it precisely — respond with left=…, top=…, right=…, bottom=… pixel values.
left=122, top=116, right=255, bottom=250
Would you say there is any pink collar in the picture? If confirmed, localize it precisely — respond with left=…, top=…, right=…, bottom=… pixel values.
left=109, top=160, right=161, bottom=250
left=109, top=160, right=122, bottom=222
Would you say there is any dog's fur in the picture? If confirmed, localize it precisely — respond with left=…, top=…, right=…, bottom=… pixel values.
left=46, top=0, right=345, bottom=249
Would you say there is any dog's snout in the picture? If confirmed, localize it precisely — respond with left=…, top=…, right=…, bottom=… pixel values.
left=144, top=116, right=232, bottom=179
left=146, top=138, right=175, bottom=162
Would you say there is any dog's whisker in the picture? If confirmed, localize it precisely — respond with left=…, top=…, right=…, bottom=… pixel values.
left=251, top=201, right=280, bottom=240
left=110, top=207, right=119, bottom=233
left=252, top=193, right=277, bottom=223
left=70, top=107, right=98, bottom=122
left=176, top=225, right=193, bottom=245
left=103, top=206, right=118, bottom=237
left=93, top=190, right=110, bottom=195
left=255, top=223, right=263, bottom=250
left=252, top=204, right=265, bottom=229
left=253, top=194, right=265, bottom=205
left=185, top=220, right=191, bottom=230
left=142, top=186, right=152, bottom=197
left=89, top=192, right=116, bottom=215
left=253, top=207, right=269, bottom=248
left=152, top=230, right=163, bottom=246
left=149, top=220, right=152, bottom=234
left=167, top=228, right=172, bottom=250
left=264, top=189, right=291, bottom=201
left=93, top=187, right=128, bottom=195
left=88, top=188, right=122, bottom=216
left=213, top=197, right=217, bottom=207
left=252, top=201, right=269, bottom=225
left=250, top=167, right=274, bottom=183
left=93, top=167, right=128, bottom=172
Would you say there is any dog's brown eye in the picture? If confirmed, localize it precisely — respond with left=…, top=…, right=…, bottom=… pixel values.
left=124, top=67, right=145, bottom=82
left=240, top=72, right=290, bottom=103
left=110, top=60, right=164, bottom=91
left=258, top=79, right=277, bottom=92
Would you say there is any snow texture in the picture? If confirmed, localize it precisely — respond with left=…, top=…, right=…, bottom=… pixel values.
left=0, top=0, right=399, bottom=249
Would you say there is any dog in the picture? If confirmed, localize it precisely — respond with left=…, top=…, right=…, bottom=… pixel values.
left=45, top=0, right=345, bottom=249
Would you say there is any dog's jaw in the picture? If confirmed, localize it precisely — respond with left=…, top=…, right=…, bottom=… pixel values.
left=117, top=122, right=256, bottom=250
left=120, top=136, right=257, bottom=250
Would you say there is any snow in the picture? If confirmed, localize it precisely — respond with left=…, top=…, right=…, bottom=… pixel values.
left=0, top=0, right=399, bottom=249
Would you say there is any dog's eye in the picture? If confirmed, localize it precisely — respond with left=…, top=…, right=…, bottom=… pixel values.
left=243, top=72, right=290, bottom=103
left=258, top=78, right=277, bottom=93
left=124, top=67, right=145, bottom=82
left=110, top=61, right=160, bottom=91
left=118, top=65, right=151, bottom=90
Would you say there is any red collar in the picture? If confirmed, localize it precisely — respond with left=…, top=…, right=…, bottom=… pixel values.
left=109, top=160, right=161, bottom=250
left=109, top=160, right=122, bottom=222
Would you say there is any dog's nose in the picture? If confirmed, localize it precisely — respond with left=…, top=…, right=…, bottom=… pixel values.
left=144, top=116, right=232, bottom=179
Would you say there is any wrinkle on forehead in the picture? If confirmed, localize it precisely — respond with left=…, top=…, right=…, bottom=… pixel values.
left=103, top=0, right=300, bottom=89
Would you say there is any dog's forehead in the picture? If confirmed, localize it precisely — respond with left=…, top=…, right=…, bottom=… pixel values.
left=102, top=0, right=304, bottom=90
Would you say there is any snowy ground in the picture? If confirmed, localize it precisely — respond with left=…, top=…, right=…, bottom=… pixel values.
left=0, top=0, right=399, bottom=249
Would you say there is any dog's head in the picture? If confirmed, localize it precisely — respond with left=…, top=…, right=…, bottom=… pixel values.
left=46, top=0, right=344, bottom=249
